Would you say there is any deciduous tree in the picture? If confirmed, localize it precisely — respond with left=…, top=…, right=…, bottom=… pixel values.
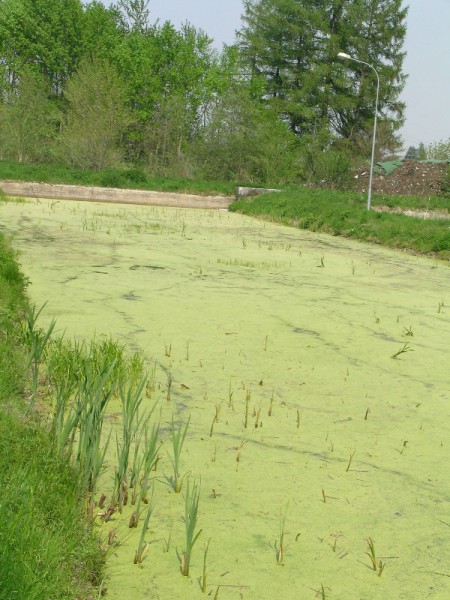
left=59, top=57, right=131, bottom=169
left=0, top=69, right=59, bottom=162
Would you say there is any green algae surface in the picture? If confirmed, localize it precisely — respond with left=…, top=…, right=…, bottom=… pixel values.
left=2, top=197, right=450, bottom=600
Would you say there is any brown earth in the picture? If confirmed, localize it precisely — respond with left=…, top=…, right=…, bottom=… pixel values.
left=355, top=160, right=448, bottom=196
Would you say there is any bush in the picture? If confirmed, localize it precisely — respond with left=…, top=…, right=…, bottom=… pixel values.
left=301, top=144, right=353, bottom=189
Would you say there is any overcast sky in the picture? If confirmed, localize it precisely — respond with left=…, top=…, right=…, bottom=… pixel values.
left=103, top=0, right=450, bottom=150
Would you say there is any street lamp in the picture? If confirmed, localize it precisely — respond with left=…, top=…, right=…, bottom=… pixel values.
left=337, top=52, right=380, bottom=211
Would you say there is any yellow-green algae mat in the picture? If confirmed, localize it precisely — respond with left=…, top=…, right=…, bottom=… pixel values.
left=2, top=197, right=450, bottom=600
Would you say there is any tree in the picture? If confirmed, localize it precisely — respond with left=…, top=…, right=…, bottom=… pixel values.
left=59, top=57, right=131, bottom=169
left=114, top=0, right=151, bottom=33
left=194, top=86, right=299, bottom=183
left=426, top=139, right=450, bottom=161
left=0, top=68, right=59, bottom=162
left=0, top=0, right=85, bottom=96
left=417, top=142, right=426, bottom=160
left=82, top=1, right=126, bottom=60
left=109, top=21, right=228, bottom=163
left=404, top=145, right=419, bottom=160
left=237, top=0, right=407, bottom=157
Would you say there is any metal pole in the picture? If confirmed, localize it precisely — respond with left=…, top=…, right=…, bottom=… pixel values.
left=337, top=53, right=380, bottom=211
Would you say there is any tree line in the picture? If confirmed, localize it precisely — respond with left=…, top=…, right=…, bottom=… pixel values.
left=0, top=0, right=410, bottom=185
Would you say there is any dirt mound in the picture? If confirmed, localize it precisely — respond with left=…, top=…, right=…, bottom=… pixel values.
left=355, top=160, right=449, bottom=196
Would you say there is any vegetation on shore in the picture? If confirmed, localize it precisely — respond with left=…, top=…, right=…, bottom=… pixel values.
left=0, top=232, right=104, bottom=600
left=230, top=187, right=450, bottom=260
left=0, top=160, right=235, bottom=197
left=0, top=0, right=411, bottom=185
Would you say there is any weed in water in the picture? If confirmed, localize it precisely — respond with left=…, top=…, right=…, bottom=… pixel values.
left=227, top=380, right=234, bottom=409
left=236, top=441, right=246, bottom=471
left=163, top=520, right=173, bottom=553
left=140, top=422, right=161, bottom=503
left=134, top=496, right=155, bottom=564
left=209, top=401, right=223, bottom=437
left=181, top=478, right=202, bottom=576
left=129, top=433, right=144, bottom=506
left=275, top=501, right=289, bottom=565
left=346, top=450, right=356, bottom=472
left=114, top=376, right=148, bottom=511
left=201, top=537, right=211, bottom=593
left=264, top=334, right=269, bottom=351
left=391, top=343, right=413, bottom=359
left=211, top=442, right=217, bottom=463
left=243, top=390, right=251, bottom=429
left=402, top=326, right=414, bottom=337
left=254, top=405, right=261, bottom=428
left=268, top=392, right=274, bottom=416
left=166, top=373, right=172, bottom=401
left=365, top=537, right=386, bottom=576
left=366, top=537, right=379, bottom=571
left=165, top=343, right=172, bottom=357
left=168, top=416, right=190, bottom=492
left=330, top=532, right=342, bottom=552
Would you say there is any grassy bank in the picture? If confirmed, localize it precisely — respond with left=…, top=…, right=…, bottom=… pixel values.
left=230, top=187, right=450, bottom=260
left=0, top=233, right=103, bottom=600
left=0, top=160, right=236, bottom=197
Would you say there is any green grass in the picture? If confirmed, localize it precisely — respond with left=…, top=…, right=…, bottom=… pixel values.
left=0, top=160, right=236, bottom=197
left=230, top=187, right=450, bottom=260
left=0, top=231, right=104, bottom=600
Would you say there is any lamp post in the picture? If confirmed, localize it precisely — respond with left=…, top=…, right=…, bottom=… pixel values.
left=337, top=52, right=380, bottom=211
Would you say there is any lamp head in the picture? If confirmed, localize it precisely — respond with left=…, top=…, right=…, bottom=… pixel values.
left=337, top=52, right=352, bottom=59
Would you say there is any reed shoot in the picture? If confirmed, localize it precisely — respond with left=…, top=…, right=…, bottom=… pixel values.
left=276, top=501, right=288, bottom=565
left=181, top=478, right=202, bottom=576
left=168, top=416, right=190, bottom=492
left=134, top=498, right=154, bottom=564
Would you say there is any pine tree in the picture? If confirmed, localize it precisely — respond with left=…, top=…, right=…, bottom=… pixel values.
left=237, top=0, right=408, bottom=156
left=404, top=145, right=418, bottom=160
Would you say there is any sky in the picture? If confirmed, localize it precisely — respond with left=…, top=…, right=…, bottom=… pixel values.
left=103, top=0, right=450, bottom=150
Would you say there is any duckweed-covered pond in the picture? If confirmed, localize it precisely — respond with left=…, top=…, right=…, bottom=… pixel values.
left=2, top=197, right=450, bottom=599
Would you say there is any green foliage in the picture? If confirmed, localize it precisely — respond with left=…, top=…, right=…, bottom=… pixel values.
left=82, top=1, right=125, bottom=60
left=0, top=233, right=28, bottom=406
left=0, top=0, right=408, bottom=184
left=299, top=136, right=353, bottom=188
left=404, top=145, right=420, bottom=160
left=0, top=412, right=104, bottom=600
left=0, top=233, right=103, bottom=599
left=0, top=68, right=60, bottom=163
left=116, top=0, right=151, bottom=34
left=59, top=56, right=132, bottom=169
left=194, top=87, right=300, bottom=183
left=0, top=0, right=85, bottom=95
left=238, top=0, right=407, bottom=156
left=0, top=160, right=236, bottom=195
left=181, top=478, right=202, bottom=576
left=230, top=187, right=450, bottom=260
left=426, top=138, right=450, bottom=160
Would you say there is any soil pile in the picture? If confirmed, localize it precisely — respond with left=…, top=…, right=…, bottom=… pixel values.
left=355, top=160, right=449, bottom=196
